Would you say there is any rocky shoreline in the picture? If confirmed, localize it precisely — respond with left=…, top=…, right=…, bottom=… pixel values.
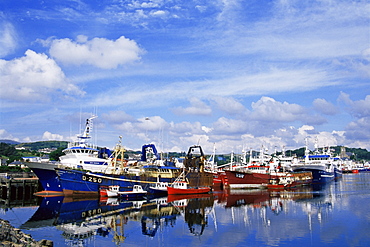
left=0, top=219, right=53, bottom=247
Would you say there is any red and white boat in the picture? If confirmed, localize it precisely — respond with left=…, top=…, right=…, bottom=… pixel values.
left=220, top=145, right=312, bottom=189
left=204, top=144, right=224, bottom=189
left=223, top=169, right=312, bottom=189
left=167, top=183, right=210, bottom=195
left=167, top=171, right=211, bottom=195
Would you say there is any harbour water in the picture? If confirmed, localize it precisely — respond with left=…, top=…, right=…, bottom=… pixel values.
left=1, top=173, right=369, bottom=247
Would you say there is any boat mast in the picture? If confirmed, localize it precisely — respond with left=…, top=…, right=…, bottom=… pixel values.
left=241, top=146, right=247, bottom=165
left=230, top=151, right=234, bottom=171
left=77, top=115, right=97, bottom=145
left=249, top=148, right=253, bottom=165
left=208, top=143, right=217, bottom=171
left=111, top=136, right=126, bottom=172
left=305, top=137, right=310, bottom=163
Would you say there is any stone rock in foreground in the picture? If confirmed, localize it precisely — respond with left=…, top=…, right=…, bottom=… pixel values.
left=0, top=219, right=53, bottom=247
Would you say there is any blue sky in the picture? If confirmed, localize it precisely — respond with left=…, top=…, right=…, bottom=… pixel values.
left=0, top=0, right=369, bottom=154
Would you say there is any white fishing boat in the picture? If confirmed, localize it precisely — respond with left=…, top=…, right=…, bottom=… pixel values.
left=149, top=181, right=169, bottom=194
left=102, top=185, right=147, bottom=198
left=290, top=138, right=336, bottom=183
left=27, top=116, right=112, bottom=195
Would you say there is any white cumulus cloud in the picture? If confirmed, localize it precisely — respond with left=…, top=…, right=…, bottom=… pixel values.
left=212, top=96, right=247, bottom=116
left=0, top=21, right=17, bottom=58
left=42, top=131, right=64, bottom=141
left=313, top=98, right=339, bottom=115
left=0, top=50, right=84, bottom=102
left=250, top=97, right=306, bottom=122
left=0, top=129, right=18, bottom=141
left=173, top=98, right=212, bottom=116
left=48, top=35, right=144, bottom=69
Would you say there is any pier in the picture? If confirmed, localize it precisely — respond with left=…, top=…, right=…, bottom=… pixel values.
left=0, top=173, right=40, bottom=208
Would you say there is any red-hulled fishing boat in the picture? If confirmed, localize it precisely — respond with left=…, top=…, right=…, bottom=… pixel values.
left=167, top=170, right=211, bottom=195
left=167, top=183, right=210, bottom=195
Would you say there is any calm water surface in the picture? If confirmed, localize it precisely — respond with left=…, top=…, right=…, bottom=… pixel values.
left=1, top=173, right=370, bottom=247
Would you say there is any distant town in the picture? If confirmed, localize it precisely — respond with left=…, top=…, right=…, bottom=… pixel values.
left=1, top=140, right=369, bottom=172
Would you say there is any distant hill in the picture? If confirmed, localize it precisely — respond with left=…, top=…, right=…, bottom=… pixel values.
left=1, top=139, right=369, bottom=161
left=284, top=146, right=370, bottom=161
left=0, top=140, right=20, bottom=145
left=16, top=141, right=68, bottom=151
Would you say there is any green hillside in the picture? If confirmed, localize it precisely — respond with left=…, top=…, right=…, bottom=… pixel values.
left=17, top=141, right=68, bottom=151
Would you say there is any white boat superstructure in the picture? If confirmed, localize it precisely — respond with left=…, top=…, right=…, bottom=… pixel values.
left=290, top=138, right=337, bottom=183
left=104, top=185, right=147, bottom=197
left=247, top=146, right=295, bottom=172
left=149, top=182, right=169, bottom=193
left=48, top=116, right=115, bottom=173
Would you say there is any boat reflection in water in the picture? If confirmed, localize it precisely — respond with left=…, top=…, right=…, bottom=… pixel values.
left=168, top=193, right=214, bottom=236
left=17, top=175, right=369, bottom=247
left=21, top=193, right=214, bottom=245
left=22, top=188, right=315, bottom=245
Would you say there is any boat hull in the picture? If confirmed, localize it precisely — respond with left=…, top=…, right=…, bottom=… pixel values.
left=223, top=170, right=274, bottom=189
left=56, top=168, right=176, bottom=196
left=148, top=188, right=168, bottom=195
left=211, top=172, right=223, bottom=188
left=25, top=162, right=63, bottom=193
left=167, top=186, right=210, bottom=195
left=118, top=191, right=147, bottom=198
left=334, top=168, right=343, bottom=179
left=223, top=170, right=312, bottom=189
left=148, top=182, right=169, bottom=195
left=292, top=167, right=334, bottom=183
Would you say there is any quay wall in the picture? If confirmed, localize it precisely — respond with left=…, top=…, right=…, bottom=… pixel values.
left=0, top=172, right=40, bottom=208
left=0, top=173, right=53, bottom=246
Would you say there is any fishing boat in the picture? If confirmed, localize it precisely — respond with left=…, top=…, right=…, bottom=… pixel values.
left=267, top=172, right=312, bottom=189
left=222, top=168, right=312, bottom=189
left=148, top=181, right=169, bottom=194
left=55, top=139, right=181, bottom=196
left=203, top=144, right=224, bottom=188
left=165, top=145, right=213, bottom=195
left=290, top=138, right=336, bottom=184
left=28, top=116, right=111, bottom=195
left=221, top=148, right=312, bottom=189
left=217, top=145, right=310, bottom=190
left=29, top=118, right=172, bottom=196
left=101, top=185, right=147, bottom=198
left=167, top=171, right=211, bottom=195
left=55, top=144, right=213, bottom=197
left=167, top=183, right=210, bottom=195
left=248, top=145, right=296, bottom=172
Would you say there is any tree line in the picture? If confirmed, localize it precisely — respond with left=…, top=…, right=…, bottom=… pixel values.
left=0, top=142, right=65, bottom=164
left=1, top=141, right=370, bottom=167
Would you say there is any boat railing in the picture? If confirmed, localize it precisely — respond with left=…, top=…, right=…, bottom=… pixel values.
left=67, top=141, right=98, bottom=150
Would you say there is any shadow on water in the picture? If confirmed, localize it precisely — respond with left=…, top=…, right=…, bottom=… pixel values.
left=1, top=173, right=370, bottom=246
left=18, top=187, right=317, bottom=245
left=16, top=192, right=216, bottom=244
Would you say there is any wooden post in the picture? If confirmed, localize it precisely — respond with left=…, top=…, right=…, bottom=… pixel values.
left=6, top=180, right=10, bottom=199
left=22, top=180, right=26, bottom=199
